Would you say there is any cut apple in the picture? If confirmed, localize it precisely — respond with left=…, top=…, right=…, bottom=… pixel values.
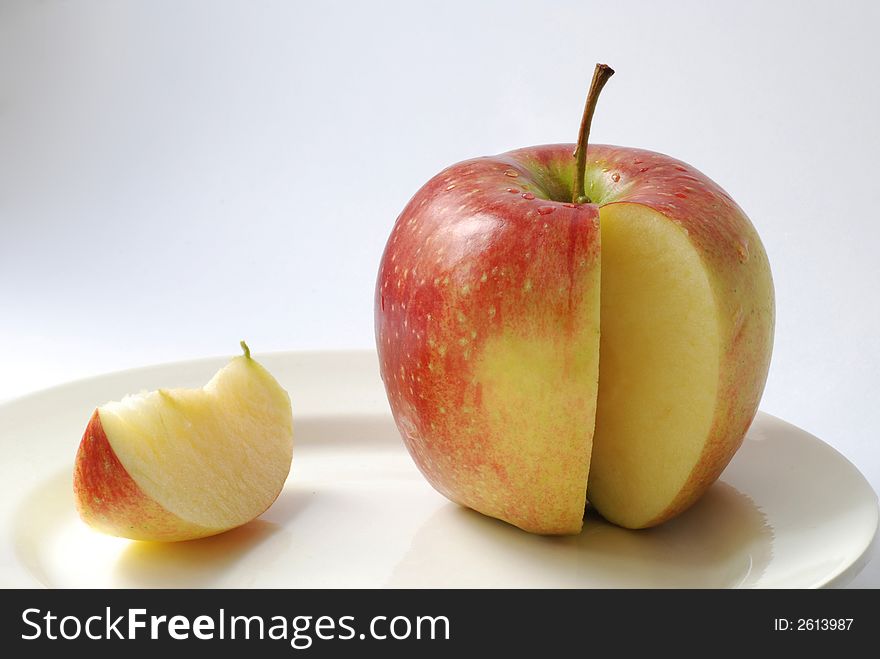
left=375, top=66, right=775, bottom=534
left=73, top=342, right=293, bottom=541
left=377, top=151, right=773, bottom=534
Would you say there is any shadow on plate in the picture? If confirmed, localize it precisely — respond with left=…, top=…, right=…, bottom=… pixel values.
left=293, top=414, right=399, bottom=447
left=113, top=487, right=308, bottom=588
left=12, top=468, right=309, bottom=587
left=387, top=481, right=774, bottom=588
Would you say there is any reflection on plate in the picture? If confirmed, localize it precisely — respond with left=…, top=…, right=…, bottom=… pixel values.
left=0, top=351, right=876, bottom=588
left=389, top=481, right=773, bottom=588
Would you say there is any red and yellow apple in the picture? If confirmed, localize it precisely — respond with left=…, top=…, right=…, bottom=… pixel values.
left=73, top=342, right=294, bottom=541
left=375, top=65, right=774, bottom=532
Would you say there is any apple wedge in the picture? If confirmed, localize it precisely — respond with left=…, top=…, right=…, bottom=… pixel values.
left=73, top=342, right=293, bottom=541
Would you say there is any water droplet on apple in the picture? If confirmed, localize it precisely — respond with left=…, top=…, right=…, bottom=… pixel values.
left=737, top=240, right=750, bottom=263
left=446, top=183, right=456, bottom=190
left=562, top=203, right=576, bottom=208
left=634, top=159, right=643, bottom=164
left=537, top=206, right=555, bottom=215
left=675, top=165, right=688, bottom=172
left=675, top=192, right=687, bottom=199
left=506, top=187, right=520, bottom=194
left=504, top=169, right=519, bottom=178
left=639, top=167, right=650, bottom=173
left=611, top=173, right=621, bottom=182
left=521, top=192, right=535, bottom=200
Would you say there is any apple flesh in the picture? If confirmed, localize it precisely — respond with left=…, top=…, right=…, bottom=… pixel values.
left=376, top=143, right=773, bottom=532
left=73, top=344, right=293, bottom=541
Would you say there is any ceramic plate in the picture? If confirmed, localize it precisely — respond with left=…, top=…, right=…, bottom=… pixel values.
left=0, top=351, right=876, bottom=588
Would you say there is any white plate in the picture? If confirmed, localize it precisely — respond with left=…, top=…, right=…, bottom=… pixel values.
left=0, top=350, right=876, bottom=588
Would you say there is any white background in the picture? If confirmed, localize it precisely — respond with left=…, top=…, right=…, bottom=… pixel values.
left=1, top=1, right=878, bottom=586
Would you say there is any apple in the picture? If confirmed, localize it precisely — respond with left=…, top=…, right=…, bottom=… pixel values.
left=73, top=342, right=294, bottom=541
left=375, top=64, right=774, bottom=532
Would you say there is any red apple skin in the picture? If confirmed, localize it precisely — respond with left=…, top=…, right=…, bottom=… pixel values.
left=73, top=410, right=216, bottom=541
left=377, top=143, right=773, bottom=531
left=376, top=153, right=601, bottom=534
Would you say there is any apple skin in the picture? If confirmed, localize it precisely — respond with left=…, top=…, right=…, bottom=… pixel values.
left=376, top=153, right=602, bottom=534
left=74, top=410, right=220, bottom=541
left=376, top=143, right=773, bottom=532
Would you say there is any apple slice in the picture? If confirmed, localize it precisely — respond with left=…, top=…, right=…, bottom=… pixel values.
left=73, top=342, right=293, bottom=541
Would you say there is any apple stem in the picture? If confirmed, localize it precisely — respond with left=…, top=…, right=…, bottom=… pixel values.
left=573, top=63, right=615, bottom=204
left=240, top=340, right=251, bottom=359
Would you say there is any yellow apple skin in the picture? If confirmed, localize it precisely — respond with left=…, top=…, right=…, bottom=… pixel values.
left=74, top=410, right=220, bottom=541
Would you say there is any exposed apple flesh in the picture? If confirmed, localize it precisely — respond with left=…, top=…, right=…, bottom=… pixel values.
left=73, top=343, right=293, bottom=541
left=590, top=202, right=723, bottom=528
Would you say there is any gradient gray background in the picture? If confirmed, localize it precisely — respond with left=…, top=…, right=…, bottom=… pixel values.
left=2, top=0, right=878, bottom=586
